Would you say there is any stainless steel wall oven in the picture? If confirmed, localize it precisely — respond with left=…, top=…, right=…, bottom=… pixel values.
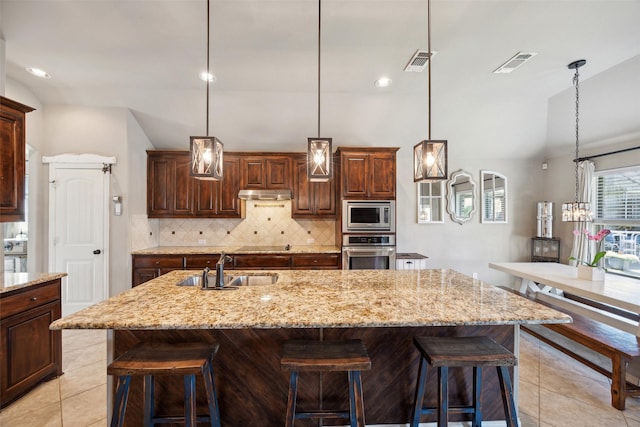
left=342, top=234, right=396, bottom=270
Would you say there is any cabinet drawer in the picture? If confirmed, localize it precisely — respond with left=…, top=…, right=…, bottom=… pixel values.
left=291, top=254, right=340, bottom=269
left=395, top=259, right=428, bottom=270
left=1, top=282, right=61, bottom=319
left=184, top=255, right=219, bottom=268
left=133, top=255, right=184, bottom=268
left=233, top=254, right=291, bottom=269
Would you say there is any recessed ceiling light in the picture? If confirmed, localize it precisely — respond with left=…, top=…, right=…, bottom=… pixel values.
left=26, top=67, right=51, bottom=78
left=374, top=77, right=392, bottom=87
left=199, top=71, right=216, bottom=82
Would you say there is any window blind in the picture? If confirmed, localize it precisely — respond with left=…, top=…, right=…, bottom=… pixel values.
left=596, top=167, right=640, bottom=222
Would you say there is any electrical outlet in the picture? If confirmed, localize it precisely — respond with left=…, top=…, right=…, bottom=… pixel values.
left=472, top=272, right=478, bottom=279
left=307, top=238, right=315, bottom=244
left=198, top=239, right=207, bottom=245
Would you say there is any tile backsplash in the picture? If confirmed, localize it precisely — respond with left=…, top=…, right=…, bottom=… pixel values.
left=131, top=201, right=335, bottom=250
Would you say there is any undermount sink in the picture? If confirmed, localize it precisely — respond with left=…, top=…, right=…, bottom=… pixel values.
left=177, top=273, right=279, bottom=288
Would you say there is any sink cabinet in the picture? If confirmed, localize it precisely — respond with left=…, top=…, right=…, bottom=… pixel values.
left=0, top=97, right=35, bottom=223
left=0, top=279, right=62, bottom=408
left=291, top=155, right=336, bottom=219
left=336, top=147, right=398, bottom=200
left=147, top=151, right=242, bottom=218
left=133, top=252, right=340, bottom=286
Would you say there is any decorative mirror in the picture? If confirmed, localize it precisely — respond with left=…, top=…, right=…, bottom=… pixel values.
left=481, top=170, right=507, bottom=223
left=417, top=181, right=444, bottom=223
left=446, top=170, right=477, bottom=224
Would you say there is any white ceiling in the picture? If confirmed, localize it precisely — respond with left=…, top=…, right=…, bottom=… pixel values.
left=1, top=0, right=639, bottom=159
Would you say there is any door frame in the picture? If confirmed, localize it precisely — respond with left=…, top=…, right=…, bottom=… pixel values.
left=42, top=153, right=116, bottom=305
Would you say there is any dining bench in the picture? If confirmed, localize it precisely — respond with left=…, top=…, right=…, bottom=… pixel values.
left=501, top=286, right=640, bottom=410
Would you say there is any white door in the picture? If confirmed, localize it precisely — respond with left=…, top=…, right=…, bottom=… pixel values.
left=44, top=154, right=115, bottom=316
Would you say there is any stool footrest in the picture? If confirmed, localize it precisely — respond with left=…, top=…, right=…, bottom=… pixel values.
left=295, top=409, right=350, bottom=420
left=150, top=415, right=213, bottom=424
left=419, top=405, right=478, bottom=415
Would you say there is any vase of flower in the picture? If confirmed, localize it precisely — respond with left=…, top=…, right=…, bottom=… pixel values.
left=577, top=264, right=605, bottom=281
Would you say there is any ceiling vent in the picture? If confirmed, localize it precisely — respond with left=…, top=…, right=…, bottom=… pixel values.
left=404, top=49, right=437, bottom=72
left=493, top=52, right=538, bottom=74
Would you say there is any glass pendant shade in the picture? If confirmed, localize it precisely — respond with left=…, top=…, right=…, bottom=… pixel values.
left=413, top=140, right=447, bottom=181
left=561, top=201, right=592, bottom=222
left=307, top=138, right=332, bottom=182
left=190, top=136, right=223, bottom=180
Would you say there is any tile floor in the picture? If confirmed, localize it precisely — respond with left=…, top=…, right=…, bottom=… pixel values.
left=2, top=329, right=640, bottom=426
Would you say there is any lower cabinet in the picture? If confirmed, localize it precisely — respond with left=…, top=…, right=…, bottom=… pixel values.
left=133, top=252, right=341, bottom=286
left=0, top=280, right=62, bottom=408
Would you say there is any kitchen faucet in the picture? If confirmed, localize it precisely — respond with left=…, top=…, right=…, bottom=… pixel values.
left=215, top=252, right=233, bottom=288
left=201, top=252, right=233, bottom=289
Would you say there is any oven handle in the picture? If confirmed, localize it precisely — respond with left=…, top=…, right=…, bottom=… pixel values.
left=342, top=247, right=396, bottom=254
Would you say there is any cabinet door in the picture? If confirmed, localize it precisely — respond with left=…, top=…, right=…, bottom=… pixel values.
left=341, top=154, right=369, bottom=198
left=265, top=157, right=290, bottom=189
left=292, top=158, right=313, bottom=216
left=369, top=153, right=396, bottom=198
left=132, top=255, right=184, bottom=286
left=0, top=98, right=33, bottom=223
left=291, top=254, right=340, bottom=269
left=241, top=157, right=266, bottom=188
left=1, top=301, right=61, bottom=407
left=147, top=152, right=194, bottom=217
left=217, top=155, right=242, bottom=217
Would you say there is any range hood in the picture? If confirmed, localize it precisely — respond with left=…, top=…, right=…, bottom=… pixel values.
left=238, top=189, right=292, bottom=200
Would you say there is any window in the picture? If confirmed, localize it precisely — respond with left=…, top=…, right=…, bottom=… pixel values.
left=595, top=166, right=640, bottom=278
left=417, top=181, right=444, bottom=223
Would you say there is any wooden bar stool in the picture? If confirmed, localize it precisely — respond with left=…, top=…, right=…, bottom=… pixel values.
left=410, top=336, right=518, bottom=427
left=107, top=342, right=221, bottom=427
left=280, top=339, right=371, bottom=427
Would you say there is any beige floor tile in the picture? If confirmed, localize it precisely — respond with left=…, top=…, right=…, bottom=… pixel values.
left=0, top=400, right=62, bottom=427
left=539, top=386, right=627, bottom=427
left=87, top=417, right=107, bottom=427
left=519, top=378, right=540, bottom=423
left=59, top=358, right=107, bottom=400
left=63, top=339, right=107, bottom=371
left=61, top=384, right=108, bottom=427
left=62, top=329, right=107, bottom=353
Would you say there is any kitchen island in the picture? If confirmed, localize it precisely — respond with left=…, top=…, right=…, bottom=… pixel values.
left=51, top=269, right=570, bottom=426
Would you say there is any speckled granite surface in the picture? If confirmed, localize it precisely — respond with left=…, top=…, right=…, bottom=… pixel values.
left=1, top=272, right=67, bottom=294
left=132, top=245, right=341, bottom=255
left=50, top=269, right=571, bottom=330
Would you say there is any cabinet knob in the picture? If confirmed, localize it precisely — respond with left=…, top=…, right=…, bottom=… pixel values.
left=406, top=261, right=413, bottom=264
left=30, top=297, right=37, bottom=302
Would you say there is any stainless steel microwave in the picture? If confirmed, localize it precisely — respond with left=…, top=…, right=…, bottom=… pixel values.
left=342, top=200, right=395, bottom=233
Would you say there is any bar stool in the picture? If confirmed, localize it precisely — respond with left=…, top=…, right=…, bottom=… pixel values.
left=107, top=342, right=221, bottom=427
left=280, top=339, right=371, bottom=427
left=411, top=336, right=518, bottom=427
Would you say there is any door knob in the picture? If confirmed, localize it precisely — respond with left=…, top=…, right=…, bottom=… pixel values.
left=93, top=249, right=101, bottom=255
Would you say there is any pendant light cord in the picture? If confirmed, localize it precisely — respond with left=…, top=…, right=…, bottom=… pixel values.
left=427, top=0, right=431, bottom=140
left=573, top=66, right=580, bottom=202
left=206, top=0, right=211, bottom=136
left=317, top=0, right=321, bottom=138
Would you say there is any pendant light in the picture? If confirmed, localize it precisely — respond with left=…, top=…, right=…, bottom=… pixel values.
left=413, top=0, right=447, bottom=182
left=561, top=59, right=592, bottom=222
left=307, top=0, right=332, bottom=182
left=190, top=0, right=224, bottom=180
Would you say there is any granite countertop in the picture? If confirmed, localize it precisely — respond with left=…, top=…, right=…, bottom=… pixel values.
left=132, top=245, right=341, bottom=255
left=1, top=272, right=68, bottom=294
left=50, top=269, right=571, bottom=330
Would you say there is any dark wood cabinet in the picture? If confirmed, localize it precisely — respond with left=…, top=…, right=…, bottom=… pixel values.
left=192, top=154, right=242, bottom=218
left=147, top=151, right=242, bottom=218
left=336, top=147, right=398, bottom=200
left=1, top=279, right=62, bottom=408
left=232, top=254, right=291, bottom=269
left=132, top=255, right=184, bottom=287
left=240, top=155, right=291, bottom=189
left=291, top=155, right=336, bottom=218
left=291, top=253, right=340, bottom=269
left=0, top=97, right=35, bottom=223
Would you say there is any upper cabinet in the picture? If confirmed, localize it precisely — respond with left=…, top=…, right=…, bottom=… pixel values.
left=240, top=155, right=291, bottom=189
left=147, top=151, right=242, bottom=218
left=336, top=147, right=399, bottom=200
left=291, top=155, right=336, bottom=219
left=0, top=97, right=35, bottom=223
